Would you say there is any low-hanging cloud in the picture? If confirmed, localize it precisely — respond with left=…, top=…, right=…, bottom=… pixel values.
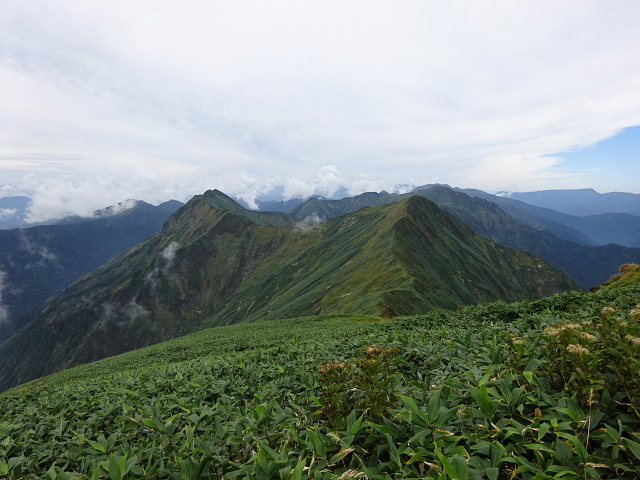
left=145, top=241, right=181, bottom=293
left=162, top=242, right=180, bottom=264
left=17, top=230, right=58, bottom=267
left=100, top=298, right=151, bottom=330
left=1, top=0, right=640, bottom=220
left=0, top=270, right=9, bottom=325
left=295, top=213, right=325, bottom=234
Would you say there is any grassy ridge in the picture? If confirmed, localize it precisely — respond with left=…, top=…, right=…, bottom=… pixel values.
left=1, top=282, right=639, bottom=479
left=0, top=193, right=578, bottom=391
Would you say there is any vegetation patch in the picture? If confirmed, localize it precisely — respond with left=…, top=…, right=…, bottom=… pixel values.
left=1, top=284, right=640, bottom=478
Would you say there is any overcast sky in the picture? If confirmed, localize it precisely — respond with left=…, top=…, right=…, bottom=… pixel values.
left=1, top=1, right=640, bottom=221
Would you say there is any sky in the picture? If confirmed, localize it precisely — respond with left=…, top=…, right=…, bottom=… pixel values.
left=1, top=1, right=640, bottom=222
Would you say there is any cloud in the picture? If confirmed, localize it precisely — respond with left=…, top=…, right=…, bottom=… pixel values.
left=295, top=213, right=325, bottom=234
left=161, top=242, right=180, bottom=266
left=144, top=242, right=181, bottom=293
left=100, top=298, right=151, bottom=329
left=18, top=230, right=58, bottom=265
left=93, top=199, right=138, bottom=218
left=0, top=270, right=9, bottom=324
left=0, top=208, right=17, bottom=219
left=2, top=0, right=640, bottom=219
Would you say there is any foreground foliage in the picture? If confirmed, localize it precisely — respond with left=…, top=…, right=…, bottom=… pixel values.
left=1, top=283, right=640, bottom=479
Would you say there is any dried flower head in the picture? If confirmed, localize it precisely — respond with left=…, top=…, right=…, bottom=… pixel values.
left=625, top=335, right=640, bottom=345
left=601, top=306, right=616, bottom=317
left=566, top=344, right=589, bottom=355
left=544, top=326, right=565, bottom=337
left=564, top=323, right=581, bottom=330
left=580, top=332, right=598, bottom=342
left=318, top=361, right=353, bottom=374
left=509, top=333, right=527, bottom=345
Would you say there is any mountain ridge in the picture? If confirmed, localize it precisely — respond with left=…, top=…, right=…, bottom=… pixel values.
left=289, top=186, right=640, bottom=288
left=0, top=192, right=578, bottom=390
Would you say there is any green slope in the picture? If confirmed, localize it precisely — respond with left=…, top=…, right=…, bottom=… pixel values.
left=291, top=186, right=640, bottom=289
left=1, top=283, right=639, bottom=478
left=419, top=187, right=640, bottom=289
left=596, top=263, right=640, bottom=290
left=0, top=192, right=577, bottom=390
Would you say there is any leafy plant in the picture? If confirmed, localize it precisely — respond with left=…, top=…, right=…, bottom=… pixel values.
left=317, top=345, right=399, bottom=428
left=1, top=282, right=639, bottom=478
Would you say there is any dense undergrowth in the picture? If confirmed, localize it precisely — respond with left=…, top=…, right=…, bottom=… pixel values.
left=1, top=283, right=639, bottom=479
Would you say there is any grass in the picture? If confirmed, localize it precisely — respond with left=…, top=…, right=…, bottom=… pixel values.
left=1, top=281, right=639, bottom=479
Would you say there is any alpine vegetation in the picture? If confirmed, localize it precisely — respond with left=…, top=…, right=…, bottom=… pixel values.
left=0, top=275, right=638, bottom=478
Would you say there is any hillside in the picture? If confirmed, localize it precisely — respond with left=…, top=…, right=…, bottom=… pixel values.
left=291, top=186, right=640, bottom=289
left=1, top=277, right=638, bottom=478
left=596, top=263, right=640, bottom=290
left=0, top=200, right=183, bottom=339
left=0, top=191, right=577, bottom=390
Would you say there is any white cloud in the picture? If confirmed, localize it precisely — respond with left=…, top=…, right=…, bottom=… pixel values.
left=295, top=213, right=325, bottom=234
left=0, top=208, right=17, bottom=218
left=162, top=242, right=180, bottom=266
left=18, top=231, right=58, bottom=265
left=1, top=0, right=640, bottom=218
left=0, top=270, right=9, bottom=324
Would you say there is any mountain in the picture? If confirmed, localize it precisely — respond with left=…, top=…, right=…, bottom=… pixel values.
left=552, top=212, right=640, bottom=248
left=0, top=196, right=31, bottom=229
left=459, top=189, right=640, bottom=248
left=0, top=190, right=578, bottom=390
left=255, top=198, right=306, bottom=212
left=500, top=188, right=640, bottom=216
left=289, top=191, right=402, bottom=219
left=291, top=186, right=640, bottom=289
left=0, top=200, right=183, bottom=339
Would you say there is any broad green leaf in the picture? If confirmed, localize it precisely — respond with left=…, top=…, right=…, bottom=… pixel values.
left=291, top=459, right=306, bottom=480
left=400, top=395, right=429, bottom=428
left=427, top=389, right=442, bottom=424
left=452, top=454, right=469, bottom=480
left=625, top=438, right=640, bottom=461
left=306, top=429, right=327, bottom=459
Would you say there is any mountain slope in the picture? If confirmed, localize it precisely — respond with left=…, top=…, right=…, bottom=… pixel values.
left=0, top=200, right=182, bottom=339
left=459, top=189, right=640, bottom=248
left=292, top=186, right=640, bottom=289
left=0, top=191, right=577, bottom=390
left=596, top=263, right=640, bottom=290
left=418, top=187, right=640, bottom=288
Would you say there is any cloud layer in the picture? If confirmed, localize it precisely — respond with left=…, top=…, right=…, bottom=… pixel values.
left=2, top=1, right=640, bottom=220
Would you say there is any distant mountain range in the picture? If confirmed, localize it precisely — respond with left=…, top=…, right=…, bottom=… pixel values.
left=0, top=190, right=579, bottom=390
left=0, top=200, right=183, bottom=339
left=284, top=186, right=640, bottom=289
left=496, top=188, right=640, bottom=216
left=242, top=186, right=640, bottom=249
left=459, top=189, right=640, bottom=248
left=1, top=185, right=639, bottom=390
